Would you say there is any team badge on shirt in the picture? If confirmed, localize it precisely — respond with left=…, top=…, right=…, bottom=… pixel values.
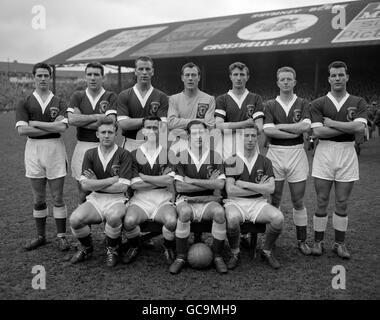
left=150, top=102, right=160, bottom=115
left=99, top=100, right=109, bottom=114
left=111, top=164, right=120, bottom=176
left=255, top=169, right=264, bottom=183
left=246, top=104, right=255, bottom=118
left=293, top=109, right=302, bottom=123
left=49, top=106, right=59, bottom=119
left=347, top=106, right=357, bottom=121
left=196, top=103, right=209, bottom=119
left=206, top=165, right=214, bottom=178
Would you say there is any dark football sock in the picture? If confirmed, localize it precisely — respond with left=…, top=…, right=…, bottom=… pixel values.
left=263, top=224, right=282, bottom=251
left=106, top=236, right=120, bottom=248
left=296, top=226, right=307, bottom=241
left=227, top=227, right=240, bottom=251
left=78, top=234, right=93, bottom=249
left=55, top=218, right=66, bottom=235
left=176, top=236, right=188, bottom=259
left=212, top=238, right=225, bottom=257
left=35, top=218, right=47, bottom=238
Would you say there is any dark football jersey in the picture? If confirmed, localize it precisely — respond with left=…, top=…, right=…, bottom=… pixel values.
left=264, top=96, right=310, bottom=146
left=310, top=93, right=367, bottom=142
left=15, top=91, right=67, bottom=139
left=131, top=145, right=174, bottom=188
left=81, top=145, right=132, bottom=193
left=215, top=90, right=264, bottom=123
left=173, top=148, right=225, bottom=197
left=117, top=86, right=168, bottom=139
left=225, top=153, right=274, bottom=198
left=68, top=89, right=117, bottom=142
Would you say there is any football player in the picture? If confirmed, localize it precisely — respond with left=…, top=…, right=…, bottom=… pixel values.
left=117, top=56, right=168, bottom=152
left=15, top=63, right=69, bottom=251
left=167, top=62, right=216, bottom=154
left=215, top=62, right=264, bottom=160
left=67, top=61, right=117, bottom=204
left=263, top=66, right=312, bottom=255
left=169, top=120, right=227, bottom=275
left=69, top=117, right=132, bottom=267
left=225, top=125, right=284, bottom=269
left=310, top=61, right=367, bottom=259
left=122, top=116, right=177, bottom=265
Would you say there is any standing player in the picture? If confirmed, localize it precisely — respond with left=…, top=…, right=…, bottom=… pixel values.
left=169, top=120, right=227, bottom=275
left=122, top=116, right=177, bottom=265
left=310, top=61, right=367, bottom=259
left=263, top=66, right=312, bottom=255
left=70, top=117, right=132, bottom=267
left=225, top=126, right=284, bottom=269
left=215, top=62, right=264, bottom=159
left=67, top=62, right=117, bottom=204
left=15, top=62, right=69, bottom=251
left=167, top=62, right=216, bottom=153
left=117, top=56, right=168, bottom=152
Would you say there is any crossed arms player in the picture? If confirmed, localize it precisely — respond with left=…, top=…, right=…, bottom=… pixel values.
left=169, top=120, right=228, bottom=275
left=122, top=116, right=177, bottom=265
left=70, top=117, right=132, bottom=267
left=310, top=61, right=367, bottom=259
left=117, top=56, right=168, bottom=152
left=16, top=62, right=70, bottom=252
left=215, top=62, right=264, bottom=159
left=225, top=126, right=284, bottom=269
left=67, top=61, right=117, bottom=204
left=263, top=66, right=312, bottom=255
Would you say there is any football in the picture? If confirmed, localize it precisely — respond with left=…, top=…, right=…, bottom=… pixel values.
left=187, top=243, right=213, bottom=269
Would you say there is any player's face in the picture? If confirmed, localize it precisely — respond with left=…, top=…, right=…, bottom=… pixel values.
left=143, top=119, right=160, bottom=142
left=328, top=67, right=349, bottom=92
left=189, top=124, right=208, bottom=148
left=243, top=128, right=258, bottom=151
left=34, top=68, right=50, bottom=91
left=230, top=67, right=249, bottom=90
left=277, top=71, right=296, bottom=94
left=135, top=60, right=154, bottom=85
left=85, top=67, right=104, bottom=92
left=182, top=67, right=200, bottom=91
left=97, top=124, right=116, bottom=147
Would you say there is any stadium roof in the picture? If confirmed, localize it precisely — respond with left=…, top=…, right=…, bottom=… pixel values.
left=46, top=0, right=379, bottom=66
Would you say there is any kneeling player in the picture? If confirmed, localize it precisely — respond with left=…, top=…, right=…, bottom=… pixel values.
left=225, top=126, right=284, bottom=269
left=70, top=118, right=132, bottom=267
left=169, top=120, right=228, bottom=275
left=123, top=116, right=177, bottom=264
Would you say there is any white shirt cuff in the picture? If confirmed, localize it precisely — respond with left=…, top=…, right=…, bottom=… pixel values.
left=311, top=122, right=323, bottom=128
left=252, top=111, right=264, bottom=119
left=15, top=121, right=28, bottom=128
left=174, top=175, right=184, bottom=182
left=217, top=174, right=226, bottom=180
left=354, top=118, right=367, bottom=125
left=215, top=109, right=226, bottom=116
left=106, top=109, right=117, bottom=116
left=131, top=177, right=143, bottom=185
left=119, top=178, right=131, bottom=185
left=67, top=107, right=75, bottom=113
left=263, top=123, right=275, bottom=129
left=302, top=118, right=312, bottom=125
left=117, top=115, right=129, bottom=122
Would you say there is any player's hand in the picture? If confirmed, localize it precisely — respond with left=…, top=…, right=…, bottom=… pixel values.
left=210, top=169, right=220, bottom=180
left=83, top=169, right=97, bottom=179
left=259, top=175, right=270, bottom=184
left=323, top=117, right=335, bottom=127
left=162, top=167, right=172, bottom=175
left=184, top=176, right=194, bottom=184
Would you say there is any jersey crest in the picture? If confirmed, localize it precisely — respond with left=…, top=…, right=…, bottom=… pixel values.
left=49, top=106, right=59, bottom=119
left=246, top=104, right=255, bottom=118
left=99, top=100, right=109, bottom=114
left=111, top=164, right=120, bottom=176
left=254, top=169, right=264, bottom=183
left=150, top=101, right=160, bottom=115
left=293, top=108, right=302, bottom=122
left=347, top=106, right=357, bottom=121
left=196, top=103, right=209, bottom=119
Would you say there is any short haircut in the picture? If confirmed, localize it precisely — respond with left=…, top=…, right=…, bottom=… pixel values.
left=97, top=116, right=118, bottom=131
left=244, top=123, right=259, bottom=134
left=142, top=115, right=161, bottom=127
left=229, top=62, right=249, bottom=76
left=135, top=56, right=154, bottom=68
left=32, top=63, right=52, bottom=76
left=328, top=61, right=348, bottom=74
left=277, top=66, right=296, bottom=80
left=186, top=120, right=207, bottom=133
left=85, top=61, right=104, bottom=76
left=181, top=62, right=201, bottom=76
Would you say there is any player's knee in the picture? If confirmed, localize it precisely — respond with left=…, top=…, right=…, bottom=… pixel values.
left=70, top=212, right=84, bottom=229
left=51, top=193, right=64, bottom=207
left=226, top=215, right=240, bottom=231
left=165, top=216, right=177, bottom=232
left=107, top=210, right=124, bottom=227
left=335, top=199, right=348, bottom=213
left=271, top=210, right=284, bottom=229
left=123, top=215, right=138, bottom=230
left=316, top=195, right=329, bottom=210
left=212, top=206, right=225, bottom=224
left=177, top=206, right=192, bottom=222
left=291, top=198, right=304, bottom=210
